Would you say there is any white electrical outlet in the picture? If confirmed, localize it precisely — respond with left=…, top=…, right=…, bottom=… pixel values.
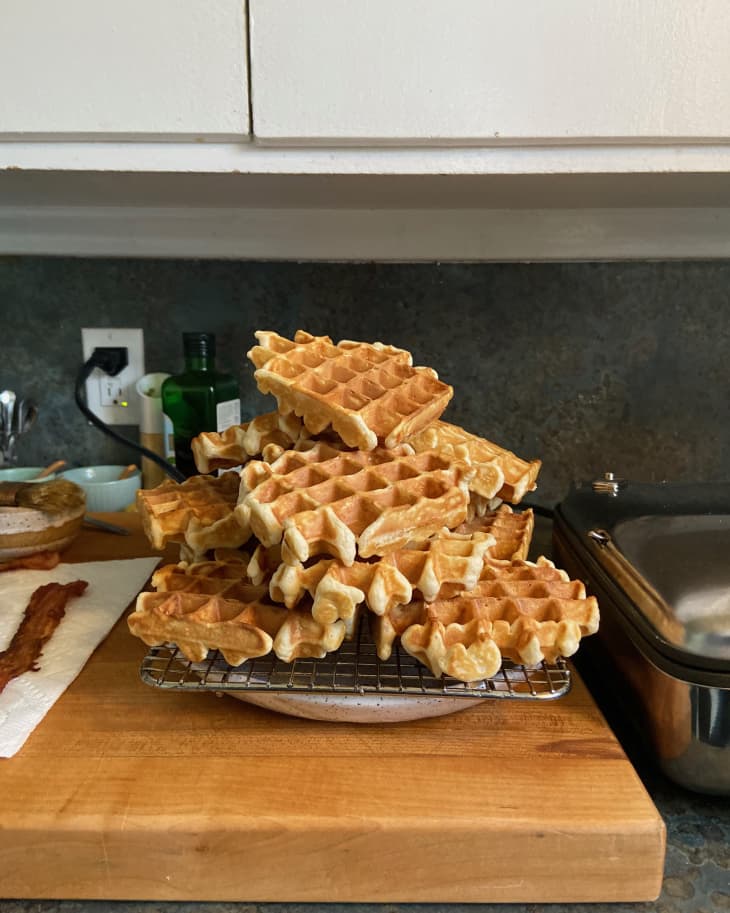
left=81, top=328, right=145, bottom=425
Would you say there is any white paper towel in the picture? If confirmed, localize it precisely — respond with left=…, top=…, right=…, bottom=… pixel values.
left=0, top=557, right=160, bottom=757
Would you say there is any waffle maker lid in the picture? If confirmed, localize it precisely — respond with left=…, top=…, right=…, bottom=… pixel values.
left=554, top=477, right=730, bottom=683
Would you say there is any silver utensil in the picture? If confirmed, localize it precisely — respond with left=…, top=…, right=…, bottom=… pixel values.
left=14, top=398, right=36, bottom=432
left=20, top=402, right=37, bottom=434
left=82, top=515, right=131, bottom=536
left=0, top=392, right=38, bottom=465
left=0, top=390, right=17, bottom=464
left=0, top=390, right=16, bottom=432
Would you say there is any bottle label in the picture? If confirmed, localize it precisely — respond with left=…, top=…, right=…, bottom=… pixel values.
left=216, top=398, right=241, bottom=433
left=162, top=413, right=176, bottom=464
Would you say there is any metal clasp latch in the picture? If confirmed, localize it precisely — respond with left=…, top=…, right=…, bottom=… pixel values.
left=587, top=528, right=611, bottom=547
left=592, top=471, right=626, bottom=496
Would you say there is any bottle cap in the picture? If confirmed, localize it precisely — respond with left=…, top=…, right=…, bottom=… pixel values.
left=183, top=332, right=215, bottom=359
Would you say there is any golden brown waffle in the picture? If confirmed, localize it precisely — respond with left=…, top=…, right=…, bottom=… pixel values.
left=406, top=420, right=541, bottom=504
left=248, top=330, right=454, bottom=451
left=454, top=504, right=535, bottom=561
left=247, top=542, right=283, bottom=585
left=211, top=547, right=253, bottom=565
left=128, top=588, right=345, bottom=666
left=371, top=556, right=599, bottom=681
left=129, top=588, right=283, bottom=665
left=191, top=411, right=304, bottom=474
left=136, top=472, right=249, bottom=557
left=274, top=604, right=350, bottom=661
left=152, top=555, right=256, bottom=599
left=269, top=529, right=496, bottom=626
left=466, top=493, right=503, bottom=519
left=236, top=440, right=473, bottom=565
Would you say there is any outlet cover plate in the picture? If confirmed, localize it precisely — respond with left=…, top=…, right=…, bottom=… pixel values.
left=81, top=328, right=145, bottom=425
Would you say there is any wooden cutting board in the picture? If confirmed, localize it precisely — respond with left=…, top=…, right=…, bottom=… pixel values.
left=0, top=514, right=665, bottom=903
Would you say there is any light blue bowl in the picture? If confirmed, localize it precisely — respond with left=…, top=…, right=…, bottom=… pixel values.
left=59, top=465, right=141, bottom=512
left=0, top=466, right=57, bottom=482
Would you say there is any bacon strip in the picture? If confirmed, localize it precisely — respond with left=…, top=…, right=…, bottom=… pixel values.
left=0, top=551, right=62, bottom=574
left=0, top=580, right=88, bottom=694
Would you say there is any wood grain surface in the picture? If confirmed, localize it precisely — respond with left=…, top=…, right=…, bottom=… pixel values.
left=0, top=514, right=665, bottom=902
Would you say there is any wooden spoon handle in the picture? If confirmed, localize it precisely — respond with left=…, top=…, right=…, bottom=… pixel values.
left=118, top=464, right=138, bottom=481
left=35, top=460, right=66, bottom=480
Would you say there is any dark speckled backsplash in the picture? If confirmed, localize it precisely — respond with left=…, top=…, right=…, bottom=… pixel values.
left=1, top=257, right=729, bottom=505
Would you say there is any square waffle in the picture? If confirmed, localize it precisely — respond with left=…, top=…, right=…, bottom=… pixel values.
left=248, top=330, right=454, bottom=451
left=152, top=554, right=255, bottom=599
left=406, top=420, right=541, bottom=504
left=129, top=585, right=346, bottom=666
left=236, top=440, right=474, bottom=565
left=454, top=504, right=535, bottom=561
left=129, top=585, right=280, bottom=666
left=268, top=529, right=496, bottom=625
left=136, top=472, right=249, bottom=557
left=191, top=411, right=304, bottom=474
left=371, top=556, right=599, bottom=681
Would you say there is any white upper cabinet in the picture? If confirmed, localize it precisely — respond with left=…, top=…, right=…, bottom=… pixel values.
left=3, top=0, right=730, bottom=260
left=249, top=0, right=730, bottom=144
left=0, top=0, right=250, bottom=139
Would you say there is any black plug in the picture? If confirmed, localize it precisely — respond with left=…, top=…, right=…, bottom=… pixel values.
left=74, top=346, right=186, bottom=483
left=90, top=346, right=128, bottom=376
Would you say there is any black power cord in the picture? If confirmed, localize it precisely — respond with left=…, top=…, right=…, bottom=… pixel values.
left=75, top=347, right=185, bottom=484
left=520, top=501, right=555, bottom=520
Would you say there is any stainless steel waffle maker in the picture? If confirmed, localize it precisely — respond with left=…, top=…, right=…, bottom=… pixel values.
left=553, top=475, right=730, bottom=795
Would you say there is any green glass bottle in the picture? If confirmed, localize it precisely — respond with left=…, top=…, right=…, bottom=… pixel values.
left=161, top=332, right=240, bottom=478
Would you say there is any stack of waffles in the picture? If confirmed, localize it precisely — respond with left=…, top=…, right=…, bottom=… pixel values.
left=130, top=330, right=598, bottom=682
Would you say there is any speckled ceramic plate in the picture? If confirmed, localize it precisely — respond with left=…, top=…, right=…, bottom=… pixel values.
left=227, top=690, right=477, bottom=723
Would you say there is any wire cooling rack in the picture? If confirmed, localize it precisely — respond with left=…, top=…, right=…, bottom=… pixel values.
left=140, top=614, right=571, bottom=701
